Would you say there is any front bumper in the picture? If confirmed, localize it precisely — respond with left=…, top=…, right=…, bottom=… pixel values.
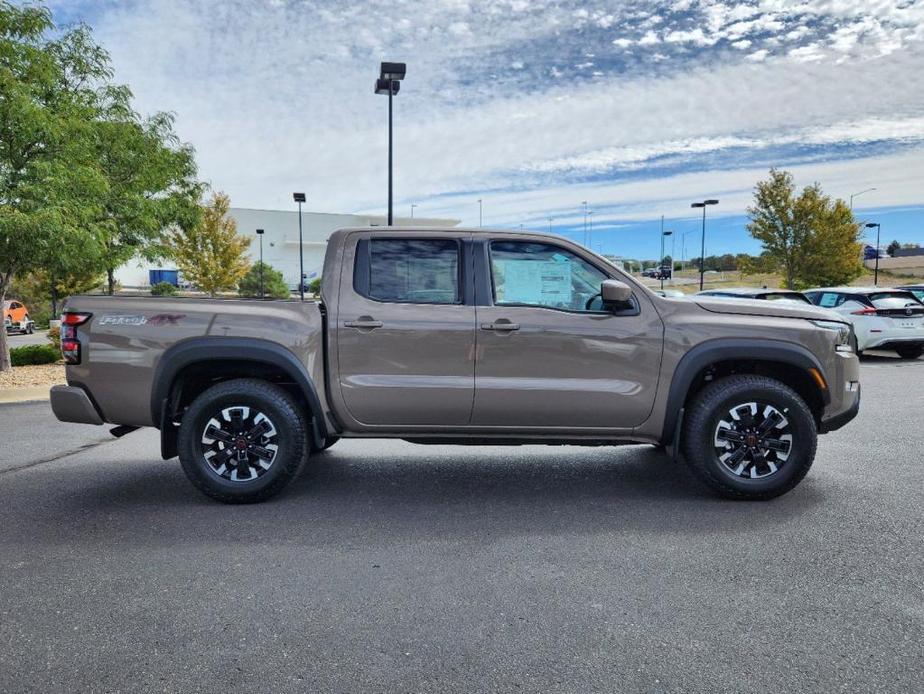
left=819, top=384, right=860, bottom=433
left=50, top=385, right=104, bottom=425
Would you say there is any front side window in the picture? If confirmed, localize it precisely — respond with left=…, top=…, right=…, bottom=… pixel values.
left=489, top=241, right=609, bottom=312
left=366, top=238, right=460, bottom=304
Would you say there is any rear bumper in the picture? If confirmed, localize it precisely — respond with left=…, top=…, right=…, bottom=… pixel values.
left=50, top=385, right=104, bottom=425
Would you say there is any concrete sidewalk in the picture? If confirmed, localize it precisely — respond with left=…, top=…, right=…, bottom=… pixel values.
left=0, top=385, right=50, bottom=403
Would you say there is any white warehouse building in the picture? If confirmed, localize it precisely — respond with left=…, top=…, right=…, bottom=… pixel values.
left=115, top=207, right=460, bottom=290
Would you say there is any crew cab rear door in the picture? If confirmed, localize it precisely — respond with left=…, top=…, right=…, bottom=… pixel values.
left=471, top=237, right=663, bottom=430
left=333, top=231, right=476, bottom=426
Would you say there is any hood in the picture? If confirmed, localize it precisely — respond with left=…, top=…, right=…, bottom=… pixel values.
left=693, top=296, right=845, bottom=322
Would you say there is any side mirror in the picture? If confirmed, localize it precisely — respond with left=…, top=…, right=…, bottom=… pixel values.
left=601, top=279, right=632, bottom=305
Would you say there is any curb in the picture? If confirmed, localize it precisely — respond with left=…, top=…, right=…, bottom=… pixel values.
left=0, top=385, right=52, bottom=404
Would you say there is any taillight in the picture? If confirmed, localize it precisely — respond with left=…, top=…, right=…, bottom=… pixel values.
left=60, top=312, right=92, bottom=365
left=851, top=307, right=877, bottom=315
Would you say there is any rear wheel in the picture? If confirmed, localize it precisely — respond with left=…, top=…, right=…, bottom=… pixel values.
left=177, top=379, right=310, bottom=503
left=23, top=315, right=32, bottom=334
left=681, top=375, right=817, bottom=500
left=896, top=345, right=923, bottom=360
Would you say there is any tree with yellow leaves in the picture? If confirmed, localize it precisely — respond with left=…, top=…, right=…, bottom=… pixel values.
left=167, top=192, right=251, bottom=296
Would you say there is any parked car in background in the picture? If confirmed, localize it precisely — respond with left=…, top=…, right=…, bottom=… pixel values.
left=3, top=300, right=34, bottom=334
left=654, top=288, right=686, bottom=298
left=697, top=288, right=813, bottom=305
left=803, top=287, right=924, bottom=358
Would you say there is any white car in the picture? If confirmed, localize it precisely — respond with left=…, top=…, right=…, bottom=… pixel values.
left=804, top=287, right=924, bottom=358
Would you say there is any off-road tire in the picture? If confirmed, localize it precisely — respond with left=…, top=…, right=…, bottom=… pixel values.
left=896, top=345, right=923, bottom=360
left=178, top=379, right=310, bottom=503
left=681, top=375, right=817, bottom=500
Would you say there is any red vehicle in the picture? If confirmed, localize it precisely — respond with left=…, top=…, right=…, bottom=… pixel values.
left=3, top=300, right=34, bottom=334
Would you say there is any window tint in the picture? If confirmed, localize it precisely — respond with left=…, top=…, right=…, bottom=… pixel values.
left=489, top=241, right=609, bottom=312
left=869, top=291, right=921, bottom=307
left=366, top=238, right=460, bottom=304
left=761, top=293, right=812, bottom=304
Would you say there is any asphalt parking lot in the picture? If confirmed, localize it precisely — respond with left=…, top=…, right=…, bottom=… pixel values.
left=4, top=328, right=50, bottom=347
left=1, top=356, right=922, bottom=693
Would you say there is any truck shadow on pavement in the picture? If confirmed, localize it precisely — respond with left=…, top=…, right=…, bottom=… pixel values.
left=14, top=441, right=826, bottom=543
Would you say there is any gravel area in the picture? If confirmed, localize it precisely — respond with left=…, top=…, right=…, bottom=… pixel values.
left=0, top=363, right=66, bottom=389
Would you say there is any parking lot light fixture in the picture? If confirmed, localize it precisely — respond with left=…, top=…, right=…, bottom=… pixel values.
left=866, top=222, right=882, bottom=286
left=375, top=62, right=406, bottom=226
left=850, top=188, right=876, bottom=210
left=411, top=203, right=417, bottom=219
left=293, top=193, right=306, bottom=300
left=478, top=199, right=483, bottom=227
left=691, top=199, right=719, bottom=290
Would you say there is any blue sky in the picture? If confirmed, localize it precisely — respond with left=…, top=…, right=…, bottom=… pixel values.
left=43, top=0, right=924, bottom=259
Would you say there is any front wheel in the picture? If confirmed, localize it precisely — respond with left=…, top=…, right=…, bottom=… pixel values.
left=681, top=375, right=817, bottom=500
left=177, top=379, right=310, bottom=503
left=896, top=345, right=923, bottom=360
left=23, top=316, right=33, bottom=334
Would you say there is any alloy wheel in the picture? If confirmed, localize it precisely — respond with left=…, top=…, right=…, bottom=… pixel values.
left=713, top=402, right=792, bottom=479
left=200, top=406, right=279, bottom=482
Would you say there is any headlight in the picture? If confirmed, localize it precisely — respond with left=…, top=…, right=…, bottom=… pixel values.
left=811, top=319, right=852, bottom=351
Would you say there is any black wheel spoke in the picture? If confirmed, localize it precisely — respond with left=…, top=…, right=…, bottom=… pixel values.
left=717, top=428, right=745, bottom=443
left=205, top=425, right=234, bottom=444
left=250, top=444, right=275, bottom=461
left=246, top=420, right=271, bottom=439
left=229, top=408, right=244, bottom=432
left=762, top=437, right=790, bottom=452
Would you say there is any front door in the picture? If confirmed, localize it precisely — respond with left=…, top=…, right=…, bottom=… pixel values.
left=472, top=239, right=663, bottom=430
left=336, top=234, right=475, bottom=426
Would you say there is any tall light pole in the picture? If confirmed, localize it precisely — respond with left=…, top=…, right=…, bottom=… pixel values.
left=256, top=228, right=265, bottom=299
left=375, top=62, right=406, bottom=226
left=478, top=198, right=483, bottom=227
left=691, top=199, right=719, bottom=291
left=548, top=216, right=553, bottom=233
left=681, top=229, right=696, bottom=272
left=293, top=192, right=306, bottom=301
left=588, top=211, right=594, bottom=249
left=582, top=201, right=588, bottom=246
left=661, top=229, right=673, bottom=289
left=850, top=187, right=876, bottom=210
left=410, top=203, right=417, bottom=219
left=866, top=222, right=882, bottom=286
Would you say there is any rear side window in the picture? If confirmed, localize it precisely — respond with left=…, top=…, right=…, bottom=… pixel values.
left=357, top=238, right=461, bottom=304
left=816, top=292, right=841, bottom=308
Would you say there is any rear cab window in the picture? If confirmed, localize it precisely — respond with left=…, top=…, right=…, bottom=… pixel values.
left=354, top=238, right=461, bottom=304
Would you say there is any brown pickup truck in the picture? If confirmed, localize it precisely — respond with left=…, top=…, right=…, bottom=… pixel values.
left=51, top=227, right=860, bottom=503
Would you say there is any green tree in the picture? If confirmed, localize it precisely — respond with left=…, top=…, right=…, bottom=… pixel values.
left=238, top=261, right=290, bottom=299
left=95, top=111, right=201, bottom=294
left=0, top=4, right=109, bottom=371
left=746, top=169, right=862, bottom=290
left=167, top=192, right=251, bottom=296
left=886, top=239, right=901, bottom=256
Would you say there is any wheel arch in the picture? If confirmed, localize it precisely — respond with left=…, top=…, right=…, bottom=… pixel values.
left=663, top=338, right=830, bottom=446
left=152, top=337, right=328, bottom=459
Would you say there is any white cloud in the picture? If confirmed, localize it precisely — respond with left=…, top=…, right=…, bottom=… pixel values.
left=48, top=0, right=924, bottom=227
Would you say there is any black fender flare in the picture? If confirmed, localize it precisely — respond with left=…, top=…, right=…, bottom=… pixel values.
left=151, top=337, right=329, bottom=453
left=662, top=338, right=829, bottom=445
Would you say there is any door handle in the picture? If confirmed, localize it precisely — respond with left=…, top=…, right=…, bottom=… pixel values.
left=481, top=322, right=520, bottom=331
left=345, top=319, right=383, bottom=329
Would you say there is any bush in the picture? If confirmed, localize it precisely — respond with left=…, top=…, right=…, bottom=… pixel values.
left=238, top=262, right=290, bottom=299
left=47, top=326, right=61, bottom=350
left=10, top=344, right=60, bottom=366
left=151, top=281, right=178, bottom=296
left=308, top=277, right=322, bottom=295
